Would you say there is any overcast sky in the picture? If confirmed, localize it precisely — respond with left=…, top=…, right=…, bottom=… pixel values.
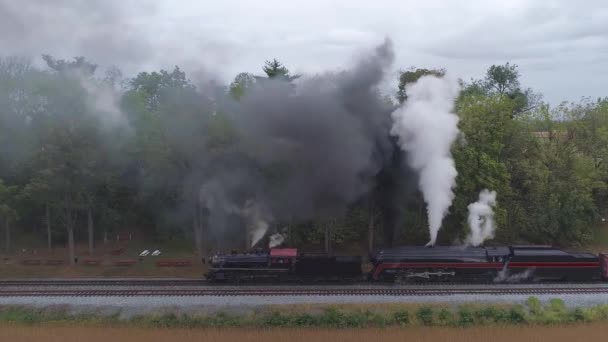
left=1, top=0, right=607, bottom=104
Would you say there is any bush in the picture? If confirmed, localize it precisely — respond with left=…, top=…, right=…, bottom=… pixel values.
left=526, top=297, right=542, bottom=316
left=416, top=307, right=434, bottom=326
left=392, top=310, right=410, bottom=326
left=508, top=305, right=526, bottom=324
left=437, top=308, right=454, bottom=326
left=457, top=307, right=475, bottom=327
left=340, top=311, right=367, bottom=328
left=364, top=311, right=389, bottom=327
left=572, top=308, right=586, bottom=322
left=0, top=307, right=44, bottom=324
left=206, top=312, right=241, bottom=327
left=531, top=298, right=568, bottom=324
left=263, top=312, right=291, bottom=327
left=292, top=313, right=318, bottom=326
left=321, top=307, right=348, bottom=328
left=548, top=298, right=566, bottom=313
left=155, top=313, right=180, bottom=328
left=474, top=306, right=499, bottom=324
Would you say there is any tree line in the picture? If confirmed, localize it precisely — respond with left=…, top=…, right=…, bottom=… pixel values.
left=0, top=56, right=606, bottom=262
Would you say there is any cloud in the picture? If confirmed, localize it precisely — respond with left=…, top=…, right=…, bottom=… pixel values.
left=0, top=0, right=156, bottom=71
left=1, top=0, right=607, bottom=104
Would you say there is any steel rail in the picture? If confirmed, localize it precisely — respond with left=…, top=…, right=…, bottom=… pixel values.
left=1, top=287, right=608, bottom=297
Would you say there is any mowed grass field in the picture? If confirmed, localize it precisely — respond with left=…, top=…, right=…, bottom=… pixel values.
left=1, top=323, right=607, bottom=342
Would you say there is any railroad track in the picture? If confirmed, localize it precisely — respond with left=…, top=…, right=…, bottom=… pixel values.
left=3, top=278, right=605, bottom=287
left=1, top=287, right=607, bottom=297
left=0, top=279, right=206, bottom=287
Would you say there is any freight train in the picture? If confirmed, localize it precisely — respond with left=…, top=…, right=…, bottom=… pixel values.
left=206, top=245, right=608, bottom=283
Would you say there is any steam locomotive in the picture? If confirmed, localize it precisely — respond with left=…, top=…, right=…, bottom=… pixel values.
left=206, top=245, right=608, bottom=283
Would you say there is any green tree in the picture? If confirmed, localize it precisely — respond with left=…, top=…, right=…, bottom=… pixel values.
left=41, top=55, right=97, bottom=76
left=462, top=62, right=540, bottom=115
left=448, top=94, right=513, bottom=243
left=0, top=180, right=19, bottom=253
left=229, top=72, right=256, bottom=100
left=484, top=62, right=520, bottom=95
left=397, top=67, right=445, bottom=103
left=261, top=59, right=300, bottom=81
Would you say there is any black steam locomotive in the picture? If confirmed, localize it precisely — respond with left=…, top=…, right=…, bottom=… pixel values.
left=206, top=245, right=608, bottom=283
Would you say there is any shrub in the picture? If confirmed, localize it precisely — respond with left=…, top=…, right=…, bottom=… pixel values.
left=292, top=313, right=318, bottom=327
left=392, top=310, right=410, bottom=326
left=0, top=307, right=44, bottom=324
left=474, top=306, right=499, bottom=324
left=321, top=307, right=348, bottom=328
left=572, top=308, right=586, bottom=322
left=457, top=307, right=475, bottom=327
left=508, top=305, right=526, bottom=324
left=526, top=297, right=542, bottom=316
left=437, top=308, right=454, bottom=326
left=263, top=312, right=291, bottom=327
left=416, top=307, right=434, bottom=326
left=339, top=311, right=367, bottom=328
left=207, top=312, right=240, bottom=327
left=548, top=298, right=566, bottom=313
left=364, top=311, right=389, bottom=327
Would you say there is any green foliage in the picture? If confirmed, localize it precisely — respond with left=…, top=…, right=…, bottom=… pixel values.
left=2, top=299, right=608, bottom=328
left=229, top=72, right=256, bottom=100
left=485, top=62, right=520, bottom=95
left=456, top=306, right=475, bottom=327
left=1, top=53, right=607, bottom=252
left=474, top=306, right=505, bottom=324
left=509, top=305, right=527, bottom=324
left=397, top=67, right=445, bottom=103
left=262, top=311, right=292, bottom=326
left=392, top=310, right=410, bottom=326
left=437, top=308, right=454, bottom=326
left=526, top=296, right=543, bottom=316
left=0, top=179, right=19, bottom=221
left=416, top=306, right=434, bottom=325
left=261, top=59, right=299, bottom=81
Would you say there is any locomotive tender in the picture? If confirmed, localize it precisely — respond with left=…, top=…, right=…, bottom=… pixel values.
left=206, top=245, right=608, bottom=283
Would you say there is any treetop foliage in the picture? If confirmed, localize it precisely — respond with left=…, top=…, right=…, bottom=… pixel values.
left=261, top=58, right=300, bottom=81
left=0, top=55, right=605, bottom=256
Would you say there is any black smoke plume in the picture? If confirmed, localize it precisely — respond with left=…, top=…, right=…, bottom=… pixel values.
left=179, top=39, right=415, bottom=249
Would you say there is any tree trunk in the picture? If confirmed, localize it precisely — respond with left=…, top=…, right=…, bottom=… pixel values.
left=368, top=209, right=375, bottom=253
left=87, top=207, right=94, bottom=255
left=68, top=226, right=75, bottom=265
left=193, top=202, right=205, bottom=257
left=66, top=206, right=75, bottom=265
left=4, top=219, right=10, bottom=253
left=324, top=221, right=332, bottom=256
left=46, top=203, right=52, bottom=250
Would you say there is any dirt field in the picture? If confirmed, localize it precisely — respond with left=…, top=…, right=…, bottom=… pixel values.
left=0, top=238, right=206, bottom=278
left=1, top=323, right=608, bottom=342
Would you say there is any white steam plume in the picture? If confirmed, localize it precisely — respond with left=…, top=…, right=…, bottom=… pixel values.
left=466, top=189, right=497, bottom=246
left=243, top=200, right=272, bottom=247
left=390, top=75, right=460, bottom=246
left=269, top=233, right=286, bottom=248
